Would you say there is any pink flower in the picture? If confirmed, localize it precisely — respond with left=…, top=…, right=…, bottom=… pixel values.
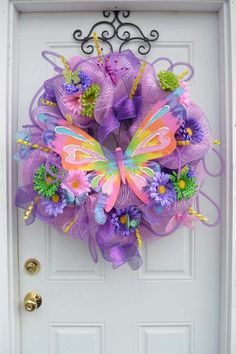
left=63, top=92, right=82, bottom=115
left=179, top=81, right=190, bottom=108
left=61, top=171, right=90, bottom=196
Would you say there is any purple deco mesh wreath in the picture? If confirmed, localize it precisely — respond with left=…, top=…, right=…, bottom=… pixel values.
left=15, top=46, right=223, bottom=270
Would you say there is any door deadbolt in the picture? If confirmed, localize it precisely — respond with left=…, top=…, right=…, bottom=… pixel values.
left=24, top=259, right=41, bottom=274
left=24, top=292, right=42, bottom=312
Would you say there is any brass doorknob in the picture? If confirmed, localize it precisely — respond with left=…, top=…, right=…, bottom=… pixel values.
left=24, top=292, right=42, bottom=312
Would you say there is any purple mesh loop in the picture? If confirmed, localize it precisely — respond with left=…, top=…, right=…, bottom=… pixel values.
left=151, top=57, right=194, bottom=82
left=196, top=190, right=221, bottom=227
left=203, top=147, right=224, bottom=177
left=29, top=85, right=44, bottom=123
left=31, top=105, right=63, bottom=128
left=42, top=50, right=64, bottom=73
left=151, top=57, right=174, bottom=69
left=141, top=205, right=187, bottom=237
left=167, top=62, right=194, bottom=82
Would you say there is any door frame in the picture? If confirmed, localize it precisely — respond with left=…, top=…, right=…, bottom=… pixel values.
left=0, top=1, right=235, bottom=353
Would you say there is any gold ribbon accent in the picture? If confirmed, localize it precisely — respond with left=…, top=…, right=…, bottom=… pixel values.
left=16, top=139, right=51, bottom=153
left=41, top=98, right=57, bottom=107
left=177, top=140, right=191, bottom=146
left=24, top=196, right=39, bottom=221
left=213, top=139, right=221, bottom=145
left=178, top=69, right=189, bottom=80
left=63, top=218, right=77, bottom=233
left=188, top=207, right=208, bottom=222
left=92, top=32, right=103, bottom=63
left=60, top=55, right=71, bottom=71
left=135, top=229, right=143, bottom=248
left=130, top=62, right=147, bottom=99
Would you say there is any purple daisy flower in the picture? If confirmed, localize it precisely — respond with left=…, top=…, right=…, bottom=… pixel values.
left=148, top=172, right=176, bottom=208
left=111, top=206, right=142, bottom=237
left=178, top=117, right=204, bottom=143
left=41, top=189, right=67, bottom=217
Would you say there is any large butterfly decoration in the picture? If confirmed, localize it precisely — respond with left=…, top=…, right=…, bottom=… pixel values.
left=37, top=88, right=186, bottom=213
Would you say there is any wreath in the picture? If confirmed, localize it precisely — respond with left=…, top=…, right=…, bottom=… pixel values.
left=15, top=33, right=223, bottom=270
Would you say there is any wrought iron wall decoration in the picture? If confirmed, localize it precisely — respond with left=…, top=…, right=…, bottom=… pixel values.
left=73, top=10, right=159, bottom=55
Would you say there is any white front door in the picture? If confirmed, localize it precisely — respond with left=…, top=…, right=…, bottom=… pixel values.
left=17, top=11, right=221, bottom=354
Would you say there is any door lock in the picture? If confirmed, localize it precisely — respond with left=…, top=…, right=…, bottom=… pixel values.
left=24, top=259, right=41, bottom=274
left=24, top=292, right=42, bottom=312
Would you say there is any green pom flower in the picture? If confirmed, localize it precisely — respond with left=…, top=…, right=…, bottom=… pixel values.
left=169, top=167, right=197, bottom=200
left=81, top=84, right=100, bottom=118
left=158, top=71, right=180, bottom=91
left=33, top=164, right=61, bottom=198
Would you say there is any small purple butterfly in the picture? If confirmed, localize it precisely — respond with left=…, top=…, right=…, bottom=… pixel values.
left=95, top=53, right=130, bottom=85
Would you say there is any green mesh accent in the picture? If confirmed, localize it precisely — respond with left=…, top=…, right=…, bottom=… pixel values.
left=81, top=84, right=100, bottom=118
left=169, top=169, right=197, bottom=200
left=33, top=164, right=61, bottom=198
left=158, top=71, right=180, bottom=91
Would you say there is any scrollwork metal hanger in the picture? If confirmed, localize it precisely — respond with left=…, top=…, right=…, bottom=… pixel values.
left=73, top=10, right=159, bottom=55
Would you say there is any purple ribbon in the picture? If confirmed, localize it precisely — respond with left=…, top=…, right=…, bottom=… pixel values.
left=95, top=218, right=142, bottom=269
left=98, top=95, right=141, bottom=143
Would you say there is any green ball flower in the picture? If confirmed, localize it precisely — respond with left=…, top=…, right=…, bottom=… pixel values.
left=33, top=164, right=61, bottom=198
left=158, top=71, right=180, bottom=91
left=169, top=167, right=197, bottom=200
left=81, top=84, right=100, bottom=118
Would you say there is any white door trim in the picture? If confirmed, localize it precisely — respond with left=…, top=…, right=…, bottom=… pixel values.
left=0, top=1, right=234, bottom=353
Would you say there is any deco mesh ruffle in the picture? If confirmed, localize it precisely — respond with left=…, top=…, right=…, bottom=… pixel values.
left=15, top=45, right=223, bottom=270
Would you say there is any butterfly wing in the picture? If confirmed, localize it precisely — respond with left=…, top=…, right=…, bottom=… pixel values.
left=124, top=161, right=154, bottom=204
left=41, top=118, right=120, bottom=211
left=42, top=118, right=110, bottom=172
left=124, top=88, right=186, bottom=203
left=126, top=87, right=186, bottom=162
left=89, top=158, right=121, bottom=212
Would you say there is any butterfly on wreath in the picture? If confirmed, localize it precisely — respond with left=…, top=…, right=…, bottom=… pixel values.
left=36, top=87, right=186, bottom=213
left=94, top=53, right=131, bottom=85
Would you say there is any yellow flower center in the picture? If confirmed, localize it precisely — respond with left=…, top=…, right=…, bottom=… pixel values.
left=71, top=180, right=80, bottom=189
left=46, top=175, right=54, bottom=184
left=186, top=127, right=193, bottom=136
left=158, top=185, right=166, bottom=195
left=87, top=96, right=94, bottom=104
left=120, top=215, right=128, bottom=225
left=52, top=194, right=60, bottom=203
left=178, top=179, right=186, bottom=189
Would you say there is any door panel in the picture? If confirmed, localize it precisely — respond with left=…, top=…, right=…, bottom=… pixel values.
left=18, top=11, right=220, bottom=354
